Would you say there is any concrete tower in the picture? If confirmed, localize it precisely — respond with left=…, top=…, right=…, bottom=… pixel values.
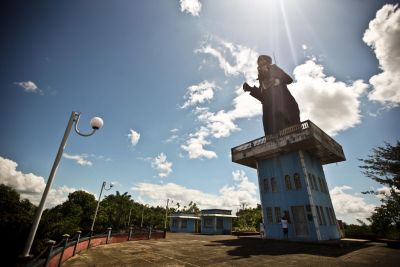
left=231, top=121, right=345, bottom=240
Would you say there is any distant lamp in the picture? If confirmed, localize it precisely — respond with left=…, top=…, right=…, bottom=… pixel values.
left=22, top=111, right=103, bottom=257
left=90, top=181, right=114, bottom=233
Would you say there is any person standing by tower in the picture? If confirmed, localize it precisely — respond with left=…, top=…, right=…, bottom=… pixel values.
left=281, top=215, right=289, bottom=240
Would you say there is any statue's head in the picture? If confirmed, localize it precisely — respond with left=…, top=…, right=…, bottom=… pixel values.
left=258, top=55, right=272, bottom=66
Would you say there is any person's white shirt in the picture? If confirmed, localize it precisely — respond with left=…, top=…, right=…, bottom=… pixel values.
left=260, top=222, right=266, bottom=239
left=281, top=219, right=288, bottom=228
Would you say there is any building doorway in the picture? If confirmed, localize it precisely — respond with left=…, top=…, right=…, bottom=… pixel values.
left=291, top=206, right=308, bottom=237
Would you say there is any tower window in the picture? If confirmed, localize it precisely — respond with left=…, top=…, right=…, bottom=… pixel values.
left=284, top=175, right=292, bottom=191
left=274, top=207, right=282, bottom=223
left=266, top=207, right=273, bottom=224
left=308, top=173, right=314, bottom=190
left=271, top=177, right=278, bottom=192
left=294, top=173, right=302, bottom=189
left=312, top=175, right=319, bottom=191
left=263, top=178, right=269, bottom=192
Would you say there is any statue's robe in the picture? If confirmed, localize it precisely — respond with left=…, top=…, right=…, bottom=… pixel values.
left=249, top=64, right=300, bottom=136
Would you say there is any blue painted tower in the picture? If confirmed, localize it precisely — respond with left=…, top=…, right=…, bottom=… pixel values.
left=231, top=121, right=345, bottom=241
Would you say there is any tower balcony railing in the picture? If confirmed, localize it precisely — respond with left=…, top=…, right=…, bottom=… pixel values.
left=231, top=120, right=345, bottom=168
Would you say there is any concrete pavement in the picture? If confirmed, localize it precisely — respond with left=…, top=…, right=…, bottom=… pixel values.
left=62, top=233, right=400, bottom=266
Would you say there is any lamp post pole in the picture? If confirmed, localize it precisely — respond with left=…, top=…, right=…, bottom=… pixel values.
left=140, top=204, right=148, bottom=228
left=90, top=181, right=113, bottom=233
left=141, top=206, right=145, bottom=228
left=22, top=111, right=103, bottom=257
left=163, top=199, right=172, bottom=237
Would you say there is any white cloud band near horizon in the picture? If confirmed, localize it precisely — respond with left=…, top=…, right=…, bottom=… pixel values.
left=131, top=170, right=258, bottom=210
left=0, top=156, right=77, bottom=207
left=330, top=185, right=376, bottom=224
left=0, top=155, right=377, bottom=224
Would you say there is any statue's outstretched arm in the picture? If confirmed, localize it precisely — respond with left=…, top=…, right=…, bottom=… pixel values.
left=243, top=82, right=262, bottom=102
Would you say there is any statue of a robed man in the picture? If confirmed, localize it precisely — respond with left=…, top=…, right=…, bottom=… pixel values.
left=243, top=55, right=300, bottom=136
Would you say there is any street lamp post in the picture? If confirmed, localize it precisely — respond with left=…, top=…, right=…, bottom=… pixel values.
left=90, top=181, right=113, bottom=233
left=140, top=204, right=148, bottom=228
left=163, top=199, right=172, bottom=237
left=22, top=111, right=104, bottom=257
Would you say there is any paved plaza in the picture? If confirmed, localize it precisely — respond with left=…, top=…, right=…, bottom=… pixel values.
left=63, top=233, right=399, bottom=266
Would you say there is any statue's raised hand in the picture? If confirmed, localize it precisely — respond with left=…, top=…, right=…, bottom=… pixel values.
left=243, top=82, right=252, bottom=92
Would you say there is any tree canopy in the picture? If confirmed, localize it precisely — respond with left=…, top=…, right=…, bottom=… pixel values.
left=360, top=140, right=400, bottom=239
left=0, top=184, right=171, bottom=261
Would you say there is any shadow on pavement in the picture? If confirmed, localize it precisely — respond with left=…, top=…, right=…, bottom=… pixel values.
left=208, top=237, right=370, bottom=259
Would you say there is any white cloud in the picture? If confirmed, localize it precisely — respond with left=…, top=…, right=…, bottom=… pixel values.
left=330, top=185, right=375, bottom=224
left=196, top=38, right=259, bottom=83
left=164, top=128, right=180, bottom=143
left=180, top=39, right=262, bottom=159
left=363, top=4, right=400, bottom=106
left=179, top=0, right=202, bottom=17
left=195, top=108, right=239, bottom=138
left=151, top=153, right=173, bottom=178
left=181, top=126, right=217, bottom=159
left=128, top=129, right=140, bottom=146
left=0, top=156, right=76, bottom=207
left=289, top=58, right=368, bottom=135
left=164, top=134, right=179, bottom=144
left=14, top=81, right=40, bottom=93
left=194, top=87, right=262, bottom=140
left=181, top=80, right=217, bottom=108
left=63, top=153, right=93, bottom=166
left=131, top=170, right=258, bottom=209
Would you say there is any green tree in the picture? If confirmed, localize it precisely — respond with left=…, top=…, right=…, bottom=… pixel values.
left=233, top=204, right=262, bottom=232
left=360, top=141, right=400, bottom=239
left=0, top=184, right=36, bottom=263
left=99, top=191, right=133, bottom=231
left=181, top=201, right=200, bottom=215
left=37, top=190, right=96, bottom=245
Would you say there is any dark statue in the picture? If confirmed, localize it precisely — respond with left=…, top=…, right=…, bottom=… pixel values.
left=243, top=55, right=300, bottom=136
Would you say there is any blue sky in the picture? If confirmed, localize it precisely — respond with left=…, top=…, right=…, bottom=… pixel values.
left=0, top=0, right=399, bottom=224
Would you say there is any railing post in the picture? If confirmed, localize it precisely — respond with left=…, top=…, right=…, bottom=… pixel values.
left=57, top=234, right=70, bottom=267
left=72, top=230, right=82, bottom=256
left=148, top=225, right=152, bottom=240
left=128, top=226, right=133, bottom=241
left=106, top=227, right=112, bottom=244
left=44, top=240, right=56, bottom=267
left=87, top=230, right=93, bottom=249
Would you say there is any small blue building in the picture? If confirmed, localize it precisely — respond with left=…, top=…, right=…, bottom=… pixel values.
left=169, top=213, right=200, bottom=233
left=231, top=121, right=345, bottom=241
left=200, top=209, right=235, bottom=235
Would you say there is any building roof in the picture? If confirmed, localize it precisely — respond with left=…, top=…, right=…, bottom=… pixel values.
left=201, top=214, right=237, bottom=218
left=201, top=209, right=232, bottom=215
left=169, top=213, right=200, bottom=219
